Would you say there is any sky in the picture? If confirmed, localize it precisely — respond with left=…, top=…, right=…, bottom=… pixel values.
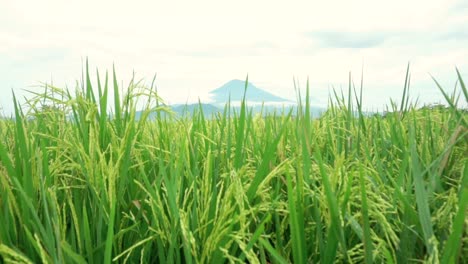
left=1, top=0, right=467, bottom=114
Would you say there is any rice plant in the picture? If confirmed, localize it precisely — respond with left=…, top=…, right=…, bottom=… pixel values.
left=0, top=61, right=466, bottom=263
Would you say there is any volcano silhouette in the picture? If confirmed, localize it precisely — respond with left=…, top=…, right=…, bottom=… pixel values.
left=209, top=79, right=289, bottom=103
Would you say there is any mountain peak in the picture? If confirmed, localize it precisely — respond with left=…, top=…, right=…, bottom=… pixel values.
left=211, top=79, right=248, bottom=93
left=210, top=79, right=289, bottom=103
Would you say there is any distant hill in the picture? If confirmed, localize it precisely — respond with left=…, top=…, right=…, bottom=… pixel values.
left=171, top=103, right=220, bottom=116
left=210, top=79, right=290, bottom=103
left=133, top=79, right=330, bottom=119
left=249, top=104, right=325, bottom=118
left=135, top=103, right=221, bottom=120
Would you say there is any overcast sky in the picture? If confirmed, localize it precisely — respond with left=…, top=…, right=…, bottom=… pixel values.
left=1, top=0, right=467, bottom=114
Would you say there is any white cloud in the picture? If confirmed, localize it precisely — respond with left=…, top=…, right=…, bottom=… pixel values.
left=0, top=0, right=467, bottom=113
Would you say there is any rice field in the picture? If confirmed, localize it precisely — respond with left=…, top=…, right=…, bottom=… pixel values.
left=0, top=64, right=467, bottom=263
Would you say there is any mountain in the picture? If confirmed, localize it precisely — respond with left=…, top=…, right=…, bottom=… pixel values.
left=133, top=79, right=329, bottom=119
left=210, top=79, right=290, bottom=103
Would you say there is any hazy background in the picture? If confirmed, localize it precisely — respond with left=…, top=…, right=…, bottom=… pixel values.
left=1, top=0, right=467, bottom=114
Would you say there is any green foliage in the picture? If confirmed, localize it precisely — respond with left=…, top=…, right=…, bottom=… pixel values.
left=0, top=63, right=467, bottom=263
